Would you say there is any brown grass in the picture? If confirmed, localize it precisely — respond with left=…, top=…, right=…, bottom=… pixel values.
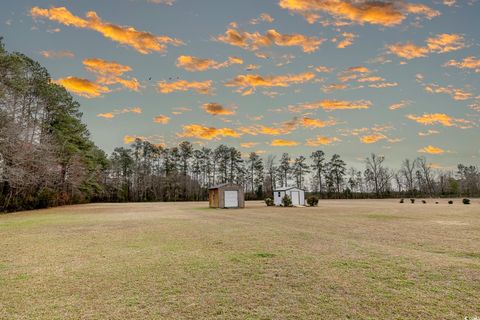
left=1, top=199, right=479, bottom=319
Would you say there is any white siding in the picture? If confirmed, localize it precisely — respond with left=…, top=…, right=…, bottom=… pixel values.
left=273, top=188, right=305, bottom=206
left=224, top=190, right=239, bottom=207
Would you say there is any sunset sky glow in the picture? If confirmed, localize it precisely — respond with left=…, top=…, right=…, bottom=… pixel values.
left=2, top=0, right=479, bottom=168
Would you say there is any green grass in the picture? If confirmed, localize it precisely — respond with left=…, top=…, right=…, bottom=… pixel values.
left=0, top=199, right=479, bottom=319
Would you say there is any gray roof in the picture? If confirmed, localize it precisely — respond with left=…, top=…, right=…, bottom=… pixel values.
left=208, top=183, right=241, bottom=190
left=273, top=186, right=305, bottom=191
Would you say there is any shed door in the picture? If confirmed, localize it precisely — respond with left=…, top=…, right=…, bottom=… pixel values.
left=224, top=191, right=238, bottom=208
left=291, top=191, right=300, bottom=205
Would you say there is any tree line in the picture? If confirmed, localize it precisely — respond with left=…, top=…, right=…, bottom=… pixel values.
left=102, top=140, right=480, bottom=203
left=1, top=40, right=479, bottom=211
left=0, top=39, right=108, bottom=211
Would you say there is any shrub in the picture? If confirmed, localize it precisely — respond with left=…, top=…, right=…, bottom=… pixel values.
left=463, top=198, right=470, bottom=205
left=448, top=200, right=453, bottom=204
left=399, top=198, right=404, bottom=203
left=410, top=198, right=415, bottom=204
left=264, top=197, right=274, bottom=206
left=435, top=202, right=439, bottom=204
left=281, top=194, right=292, bottom=207
left=422, top=200, right=426, bottom=204
left=307, top=195, right=319, bottom=207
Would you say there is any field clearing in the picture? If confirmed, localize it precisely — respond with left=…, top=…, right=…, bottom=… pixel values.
left=1, top=199, right=479, bottom=319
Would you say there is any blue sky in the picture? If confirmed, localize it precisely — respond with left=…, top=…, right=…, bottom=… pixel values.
left=1, top=0, right=479, bottom=168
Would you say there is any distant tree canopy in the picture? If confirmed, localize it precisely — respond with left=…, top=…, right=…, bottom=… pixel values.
left=1, top=39, right=479, bottom=212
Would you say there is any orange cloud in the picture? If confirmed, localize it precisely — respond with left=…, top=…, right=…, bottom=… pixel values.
left=305, top=135, right=340, bottom=146
left=153, top=115, right=171, bottom=124
left=290, top=99, right=371, bottom=112
left=123, top=135, right=145, bottom=144
left=83, top=58, right=131, bottom=76
left=178, top=124, right=240, bottom=140
left=97, top=106, right=142, bottom=119
left=321, top=83, right=348, bottom=93
left=176, top=55, right=243, bottom=72
left=418, top=145, right=445, bottom=154
left=406, top=113, right=472, bottom=128
left=340, top=124, right=399, bottom=144
left=56, top=76, right=110, bottom=98
left=240, top=142, right=259, bottom=148
left=301, top=117, right=337, bottom=128
left=347, top=66, right=370, bottom=73
left=315, top=66, right=333, bottom=73
left=250, top=13, right=275, bottom=24
left=83, top=58, right=140, bottom=91
left=278, top=0, right=439, bottom=26
left=360, top=133, right=387, bottom=144
left=202, top=103, right=235, bottom=116
left=357, top=76, right=384, bottom=83
left=368, top=82, right=398, bottom=88
left=271, top=139, right=299, bottom=147
left=389, top=100, right=411, bottom=110
left=336, top=32, right=357, bottom=48
left=443, top=0, right=457, bottom=6
left=97, top=112, right=114, bottom=119
left=225, top=72, right=315, bottom=95
left=40, top=50, right=74, bottom=58
left=425, top=34, right=465, bottom=53
left=337, top=65, right=375, bottom=83
left=240, top=118, right=299, bottom=136
left=424, top=84, right=472, bottom=101
left=31, top=6, right=183, bottom=54
left=157, top=80, right=213, bottom=95
left=216, top=27, right=324, bottom=53
left=444, top=56, right=480, bottom=73
left=387, top=34, right=465, bottom=60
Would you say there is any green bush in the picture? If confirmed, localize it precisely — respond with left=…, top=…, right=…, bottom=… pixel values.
left=264, top=197, right=274, bottom=206
left=307, top=195, right=319, bottom=207
left=281, top=194, right=292, bottom=207
left=463, top=198, right=470, bottom=205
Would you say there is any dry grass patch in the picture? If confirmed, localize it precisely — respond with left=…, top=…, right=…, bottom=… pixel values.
left=0, top=199, right=479, bottom=319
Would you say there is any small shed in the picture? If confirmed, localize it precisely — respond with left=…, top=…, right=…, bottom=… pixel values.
left=208, top=183, right=245, bottom=208
left=273, top=186, right=305, bottom=206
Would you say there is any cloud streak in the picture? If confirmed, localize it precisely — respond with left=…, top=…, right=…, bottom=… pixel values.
left=407, top=113, right=472, bottom=128
left=176, top=55, right=243, bottom=72
left=418, top=145, right=445, bottom=154
left=278, top=0, right=439, bottom=26
left=56, top=76, right=110, bottom=98
left=97, top=106, right=142, bottom=119
left=387, top=34, right=465, bottom=60
left=31, top=6, right=183, bottom=54
left=225, top=72, right=315, bottom=95
left=157, top=80, right=214, bottom=95
left=271, top=139, right=299, bottom=147
left=178, top=124, right=240, bottom=140
left=289, top=99, right=372, bottom=112
left=216, top=26, right=324, bottom=53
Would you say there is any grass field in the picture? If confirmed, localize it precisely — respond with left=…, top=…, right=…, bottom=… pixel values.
left=1, top=199, right=479, bottom=319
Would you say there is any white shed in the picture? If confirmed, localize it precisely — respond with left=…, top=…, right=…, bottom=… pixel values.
left=273, top=186, right=305, bottom=206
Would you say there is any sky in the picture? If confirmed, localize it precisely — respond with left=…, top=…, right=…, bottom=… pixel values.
left=1, top=0, right=479, bottom=169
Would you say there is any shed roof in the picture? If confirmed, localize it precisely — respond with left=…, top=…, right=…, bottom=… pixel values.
left=208, top=183, right=241, bottom=190
left=273, top=186, right=305, bottom=192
